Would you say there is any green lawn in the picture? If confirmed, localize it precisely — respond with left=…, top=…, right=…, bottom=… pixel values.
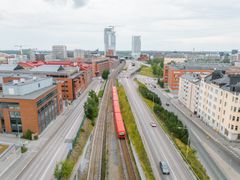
left=0, top=144, right=8, bottom=154
left=117, top=85, right=154, bottom=180
left=139, top=66, right=156, bottom=77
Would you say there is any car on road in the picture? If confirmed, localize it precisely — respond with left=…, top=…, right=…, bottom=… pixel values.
left=159, top=161, right=170, bottom=175
left=166, top=103, right=170, bottom=106
left=150, top=122, right=157, bottom=127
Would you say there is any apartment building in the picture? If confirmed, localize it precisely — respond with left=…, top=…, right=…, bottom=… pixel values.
left=178, top=73, right=205, bottom=114
left=197, top=70, right=240, bottom=141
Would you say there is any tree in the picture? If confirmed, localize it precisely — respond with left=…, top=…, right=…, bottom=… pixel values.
left=158, top=79, right=164, bottom=88
left=102, top=70, right=110, bottom=80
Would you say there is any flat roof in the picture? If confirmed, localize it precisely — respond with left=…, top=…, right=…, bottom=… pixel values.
left=0, top=85, right=56, bottom=100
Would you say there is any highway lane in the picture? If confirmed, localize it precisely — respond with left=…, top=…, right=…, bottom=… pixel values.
left=13, top=79, right=102, bottom=180
left=137, top=75, right=240, bottom=180
left=121, top=75, right=194, bottom=180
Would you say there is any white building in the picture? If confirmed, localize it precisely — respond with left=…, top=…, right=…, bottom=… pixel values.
left=178, top=73, right=201, bottom=114
left=104, top=26, right=116, bottom=55
left=197, top=70, right=240, bottom=141
left=52, top=45, right=67, bottom=60
left=131, top=35, right=141, bottom=59
left=73, top=49, right=85, bottom=59
left=164, top=57, right=186, bottom=64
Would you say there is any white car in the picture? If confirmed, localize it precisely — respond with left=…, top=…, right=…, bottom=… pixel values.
left=150, top=122, right=157, bottom=127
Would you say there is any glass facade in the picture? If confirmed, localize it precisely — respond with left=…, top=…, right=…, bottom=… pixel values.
left=38, top=97, right=58, bottom=133
left=9, top=111, right=22, bottom=133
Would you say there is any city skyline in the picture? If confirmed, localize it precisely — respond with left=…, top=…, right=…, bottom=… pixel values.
left=1, top=0, right=240, bottom=51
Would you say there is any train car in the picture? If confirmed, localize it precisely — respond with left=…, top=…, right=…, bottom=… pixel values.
left=113, top=101, right=121, bottom=113
left=114, top=112, right=126, bottom=139
left=112, top=92, right=119, bottom=102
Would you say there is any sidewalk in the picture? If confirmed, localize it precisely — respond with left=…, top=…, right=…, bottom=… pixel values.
left=171, top=98, right=240, bottom=159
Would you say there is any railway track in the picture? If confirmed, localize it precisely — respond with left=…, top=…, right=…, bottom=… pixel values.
left=87, top=64, right=123, bottom=180
left=119, top=139, right=138, bottom=180
left=87, top=62, right=138, bottom=180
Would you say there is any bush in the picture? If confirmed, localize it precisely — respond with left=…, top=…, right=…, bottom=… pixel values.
left=23, top=129, right=33, bottom=140
left=158, top=79, right=164, bottom=88
left=102, top=70, right=110, bottom=80
left=21, top=146, right=28, bottom=153
left=138, top=83, right=161, bottom=105
left=98, top=90, right=104, bottom=98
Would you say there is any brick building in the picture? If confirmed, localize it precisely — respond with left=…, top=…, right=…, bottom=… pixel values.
left=163, top=63, right=230, bottom=90
left=89, top=58, right=110, bottom=77
left=0, top=77, right=62, bottom=135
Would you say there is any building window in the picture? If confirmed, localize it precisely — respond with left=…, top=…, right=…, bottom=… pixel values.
left=233, top=116, right=235, bottom=121
left=238, top=108, right=240, bottom=113
left=234, top=107, right=237, bottom=112
left=236, top=126, right=238, bottom=131
left=38, top=83, right=40, bottom=88
left=237, top=117, right=239, bottom=122
left=231, top=125, right=234, bottom=130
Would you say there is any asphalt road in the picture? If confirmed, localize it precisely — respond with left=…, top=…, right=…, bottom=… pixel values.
left=1, top=79, right=102, bottom=180
left=120, top=63, right=194, bottom=180
left=137, top=75, right=240, bottom=180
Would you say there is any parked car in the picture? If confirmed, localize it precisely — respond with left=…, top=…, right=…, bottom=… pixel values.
left=166, top=103, right=170, bottom=106
left=150, top=122, right=157, bottom=127
left=159, top=161, right=170, bottom=175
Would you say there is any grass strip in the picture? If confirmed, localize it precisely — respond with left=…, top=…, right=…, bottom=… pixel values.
left=139, top=66, right=156, bottom=78
left=54, top=119, right=94, bottom=180
left=117, top=85, right=154, bottom=180
left=0, top=144, right=8, bottom=154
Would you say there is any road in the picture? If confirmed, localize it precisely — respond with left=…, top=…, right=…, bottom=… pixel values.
left=137, top=74, right=240, bottom=180
left=1, top=79, right=102, bottom=180
left=119, top=62, right=194, bottom=180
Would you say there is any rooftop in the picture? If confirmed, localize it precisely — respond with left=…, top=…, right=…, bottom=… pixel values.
left=0, top=85, right=55, bottom=100
left=169, top=63, right=230, bottom=70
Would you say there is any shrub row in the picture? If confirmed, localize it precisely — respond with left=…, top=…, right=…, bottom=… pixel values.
left=153, top=104, right=189, bottom=144
left=138, top=83, right=161, bottom=106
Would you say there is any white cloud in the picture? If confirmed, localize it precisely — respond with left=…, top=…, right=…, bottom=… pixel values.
left=0, top=0, right=240, bottom=50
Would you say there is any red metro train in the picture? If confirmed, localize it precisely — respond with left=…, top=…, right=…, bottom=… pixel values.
left=112, top=86, right=126, bottom=139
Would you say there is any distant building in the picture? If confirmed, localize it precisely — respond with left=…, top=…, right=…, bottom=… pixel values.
left=164, top=56, right=187, bottom=64
left=131, top=36, right=141, bottom=59
left=74, top=49, right=85, bottom=59
left=138, top=54, right=149, bottom=61
left=52, top=45, right=67, bottom=60
left=230, top=53, right=240, bottom=63
left=232, top=49, right=238, bottom=55
left=0, top=76, right=63, bottom=135
left=104, top=26, right=116, bottom=56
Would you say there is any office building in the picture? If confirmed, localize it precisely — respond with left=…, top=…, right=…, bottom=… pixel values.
left=0, top=76, right=63, bottom=135
left=131, top=36, right=141, bottom=59
left=74, top=49, right=85, bottom=59
left=104, top=26, right=116, bottom=56
left=52, top=45, right=67, bottom=60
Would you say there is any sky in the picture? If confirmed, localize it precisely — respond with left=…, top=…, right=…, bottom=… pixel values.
left=0, top=0, right=240, bottom=51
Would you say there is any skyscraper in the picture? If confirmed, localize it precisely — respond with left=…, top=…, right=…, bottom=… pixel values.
left=52, top=45, right=67, bottom=60
left=104, top=26, right=116, bottom=56
left=132, top=36, right=141, bottom=59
